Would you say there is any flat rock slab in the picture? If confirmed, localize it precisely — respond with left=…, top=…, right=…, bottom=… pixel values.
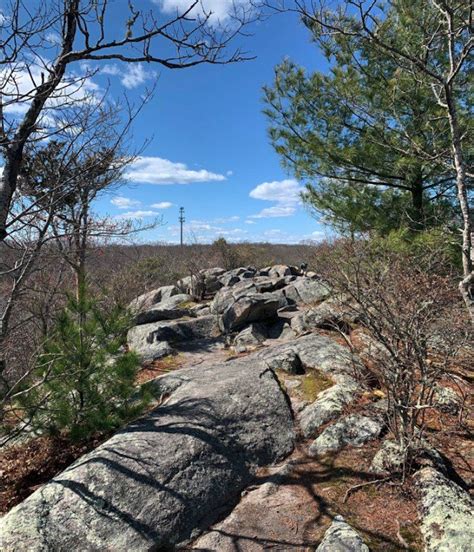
left=128, top=315, right=218, bottom=361
left=192, top=461, right=321, bottom=551
left=0, top=357, right=295, bottom=551
left=415, top=467, right=474, bottom=552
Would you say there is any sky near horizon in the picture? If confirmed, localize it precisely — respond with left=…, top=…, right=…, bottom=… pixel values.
left=4, top=1, right=332, bottom=245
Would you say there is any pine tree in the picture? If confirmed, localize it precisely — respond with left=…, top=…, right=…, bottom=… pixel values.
left=22, top=286, right=147, bottom=440
left=263, top=6, right=467, bottom=234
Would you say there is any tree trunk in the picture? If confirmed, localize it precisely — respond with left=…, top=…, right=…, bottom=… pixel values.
left=445, top=87, right=474, bottom=323
left=409, top=170, right=425, bottom=230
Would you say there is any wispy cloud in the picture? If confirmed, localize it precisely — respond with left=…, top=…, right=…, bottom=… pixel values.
left=116, top=210, right=160, bottom=219
left=102, top=63, right=156, bottom=89
left=249, top=178, right=303, bottom=218
left=151, top=201, right=173, bottom=209
left=125, top=156, right=226, bottom=185
left=157, top=0, right=252, bottom=25
left=167, top=218, right=248, bottom=243
left=111, top=196, right=141, bottom=209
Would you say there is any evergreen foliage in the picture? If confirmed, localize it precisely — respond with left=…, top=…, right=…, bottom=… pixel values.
left=263, top=1, right=470, bottom=234
left=21, top=287, right=147, bottom=440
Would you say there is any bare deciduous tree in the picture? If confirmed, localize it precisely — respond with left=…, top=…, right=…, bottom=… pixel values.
left=318, top=238, right=471, bottom=479
left=0, top=0, right=256, bottom=241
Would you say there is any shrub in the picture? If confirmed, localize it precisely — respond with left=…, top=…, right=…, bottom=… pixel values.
left=20, top=288, right=148, bottom=440
left=212, top=238, right=243, bottom=270
left=318, top=237, right=470, bottom=478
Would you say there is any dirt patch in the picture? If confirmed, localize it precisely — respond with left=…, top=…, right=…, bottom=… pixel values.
left=0, top=434, right=109, bottom=514
left=136, top=354, right=185, bottom=384
left=191, top=442, right=424, bottom=551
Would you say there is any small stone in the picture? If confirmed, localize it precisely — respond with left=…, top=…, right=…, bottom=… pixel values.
left=316, top=516, right=369, bottom=551
left=309, top=414, right=383, bottom=456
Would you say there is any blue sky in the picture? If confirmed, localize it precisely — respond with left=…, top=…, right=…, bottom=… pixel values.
left=5, top=1, right=332, bottom=244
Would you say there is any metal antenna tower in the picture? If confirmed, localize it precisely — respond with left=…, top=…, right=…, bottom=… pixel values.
left=179, top=207, right=185, bottom=246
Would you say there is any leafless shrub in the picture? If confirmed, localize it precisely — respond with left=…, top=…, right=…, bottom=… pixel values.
left=318, top=238, right=472, bottom=478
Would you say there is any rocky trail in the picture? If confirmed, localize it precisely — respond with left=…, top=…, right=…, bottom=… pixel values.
left=1, top=265, right=472, bottom=551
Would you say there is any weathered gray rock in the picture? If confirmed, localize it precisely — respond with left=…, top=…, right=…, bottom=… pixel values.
left=309, top=414, right=383, bottom=456
left=128, top=285, right=180, bottom=313
left=219, top=291, right=287, bottom=332
left=135, top=294, right=194, bottom=325
left=369, top=439, right=404, bottom=475
left=210, top=280, right=256, bottom=315
left=261, top=348, right=304, bottom=375
left=0, top=357, right=295, bottom=551
left=254, top=334, right=364, bottom=438
left=268, top=264, right=292, bottom=278
left=300, top=377, right=361, bottom=438
left=284, top=278, right=331, bottom=305
left=415, top=467, right=474, bottom=552
left=219, top=273, right=240, bottom=288
left=126, top=335, right=174, bottom=362
left=210, top=277, right=289, bottom=318
left=316, top=516, right=369, bottom=552
left=128, top=316, right=218, bottom=360
left=233, top=323, right=267, bottom=353
left=290, top=295, right=355, bottom=333
left=267, top=319, right=296, bottom=340
left=370, top=439, right=446, bottom=477
left=190, top=303, right=211, bottom=317
left=256, top=333, right=362, bottom=379
left=201, top=267, right=226, bottom=294
left=433, top=386, right=462, bottom=415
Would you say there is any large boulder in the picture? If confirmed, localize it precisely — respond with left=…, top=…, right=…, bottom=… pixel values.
left=233, top=323, right=267, bottom=353
left=0, top=356, right=295, bottom=551
left=128, top=316, right=218, bottom=361
left=415, top=467, right=474, bottom=551
left=268, top=264, right=292, bottom=278
left=284, top=278, right=331, bottom=305
left=210, top=280, right=256, bottom=315
left=134, top=294, right=194, bottom=325
left=210, top=277, right=288, bottom=317
left=128, top=285, right=180, bottom=313
left=219, top=291, right=287, bottom=332
left=290, top=295, right=356, bottom=334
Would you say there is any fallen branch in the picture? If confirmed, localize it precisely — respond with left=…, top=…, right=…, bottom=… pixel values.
left=343, top=477, right=390, bottom=503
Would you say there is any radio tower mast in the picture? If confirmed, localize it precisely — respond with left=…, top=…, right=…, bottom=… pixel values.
left=179, top=207, right=185, bottom=247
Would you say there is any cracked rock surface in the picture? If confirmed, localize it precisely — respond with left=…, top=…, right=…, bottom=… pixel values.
left=0, top=356, right=295, bottom=552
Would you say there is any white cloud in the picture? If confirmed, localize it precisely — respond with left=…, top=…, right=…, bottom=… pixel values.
left=111, top=196, right=141, bottom=209
left=116, top=210, right=159, bottom=219
left=251, top=205, right=297, bottom=219
left=125, top=156, right=226, bottom=185
left=249, top=178, right=303, bottom=218
left=213, top=215, right=240, bottom=223
left=151, top=201, right=173, bottom=209
left=245, top=219, right=256, bottom=224
left=102, top=63, right=155, bottom=89
left=158, top=0, right=252, bottom=24
left=1, top=59, right=100, bottom=124
left=249, top=179, right=303, bottom=203
left=101, top=64, right=121, bottom=76
left=166, top=218, right=248, bottom=243
left=121, top=64, right=154, bottom=89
